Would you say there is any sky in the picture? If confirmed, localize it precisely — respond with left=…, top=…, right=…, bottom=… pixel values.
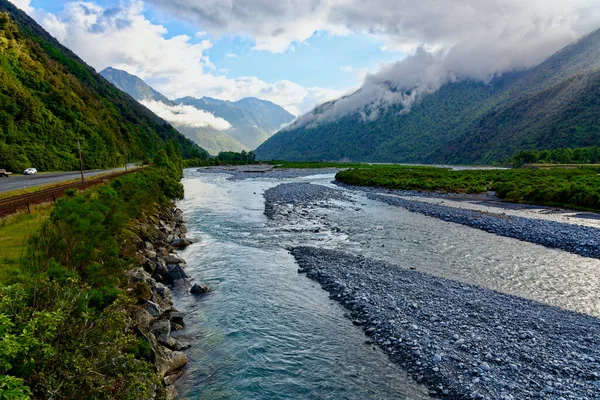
left=10, top=0, right=600, bottom=120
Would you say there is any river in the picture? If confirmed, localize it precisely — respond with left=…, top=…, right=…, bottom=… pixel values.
left=172, top=170, right=600, bottom=399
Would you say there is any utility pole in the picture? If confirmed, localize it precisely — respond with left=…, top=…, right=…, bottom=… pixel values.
left=77, top=140, right=84, bottom=188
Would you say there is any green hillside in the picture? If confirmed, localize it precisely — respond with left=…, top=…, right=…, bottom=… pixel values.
left=256, top=29, right=600, bottom=164
left=256, top=75, right=519, bottom=162
left=0, top=0, right=207, bottom=172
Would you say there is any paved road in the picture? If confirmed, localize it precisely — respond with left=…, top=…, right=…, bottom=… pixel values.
left=0, top=166, right=135, bottom=194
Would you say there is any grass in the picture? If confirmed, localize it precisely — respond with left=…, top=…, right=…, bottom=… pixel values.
left=0, top=203, right=53, bottom=284
left=335, top=165, right=600, bottom=212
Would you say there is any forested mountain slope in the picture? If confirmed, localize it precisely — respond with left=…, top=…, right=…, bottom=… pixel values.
left=256, top=29, right=600, bottom=164
left=0, top=0, right=206, bottom=172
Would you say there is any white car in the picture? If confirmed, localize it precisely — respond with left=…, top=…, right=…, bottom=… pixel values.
left=23, top=168, right=37, bottom=175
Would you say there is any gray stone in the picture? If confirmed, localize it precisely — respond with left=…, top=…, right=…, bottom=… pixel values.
left=433, top=354, right=443, bottom=364
left=167, top=265, right=189, bottom=281
left=190, top=283, right=211, bottom=295
left=145, top=300, right=161, bottom=317
left=164, top=254, right=186, bottom=264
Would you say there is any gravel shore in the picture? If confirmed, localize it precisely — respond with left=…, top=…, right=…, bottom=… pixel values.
left=263, top=182, right=350, bottom=219
left=293, top=246, right=600, bottom=400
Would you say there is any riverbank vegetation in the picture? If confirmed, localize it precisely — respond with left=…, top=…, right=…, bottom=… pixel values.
left=336, top=166, right=600, bottom=211
left=185, top=150, right=258, bottom=167
left=0, top=142, right=185, bottom=399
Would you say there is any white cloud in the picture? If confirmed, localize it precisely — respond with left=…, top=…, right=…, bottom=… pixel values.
left=225, top=53, right=237, bottom=58
left=8, top=0, right=32, bottom=11
left=140, top=100, right=232, bottom=130
left=20, top=0, right=338, bottom=115
left=145, top=0, right=600, bottom=123
left=340, top=65, right=353, bottom=73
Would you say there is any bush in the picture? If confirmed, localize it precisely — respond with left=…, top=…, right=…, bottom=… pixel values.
left=0, top=145, right=185, bottom=397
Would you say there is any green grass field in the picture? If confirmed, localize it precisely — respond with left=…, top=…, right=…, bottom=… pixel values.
left=0, top=204, right=52, bottom=284
left=335, top=165, right=600, bottom=211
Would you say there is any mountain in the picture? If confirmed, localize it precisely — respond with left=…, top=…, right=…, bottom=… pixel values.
left=100, top=67, right=248, bottom=154
left=0, top=0, right=207, bottom=172
left=100, top=68, right=295, bottom=153
left=100, top=66, right=173, bottom=104
left=256, top=29, right=600, bottom=164
left=175, top=96, right=295, bottom=150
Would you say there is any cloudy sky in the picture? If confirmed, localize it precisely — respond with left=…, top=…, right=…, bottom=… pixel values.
left=11, top=0, right=600, bottom=118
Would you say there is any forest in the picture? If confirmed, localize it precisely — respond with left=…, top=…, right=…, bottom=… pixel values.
left=509, top=146, right=600, bottom=166
left=0, top=5, right=207, bottom=173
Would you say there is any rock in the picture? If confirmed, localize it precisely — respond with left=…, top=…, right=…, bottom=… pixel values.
left=131, top=308, right=153, bottom=330
left=151, top=319, right=171, bottom=345
left=190, top=283, right=211, bottom=295
left=167, top=265, right=189, bottom=281
left=171, top=238, right=192, bottom=248
left=480, top=362, right=491, bottom=372
left=127, top=268, right=152, bottom=284
left=145, top=301, right=162, bottom=317
left=170, top=312, right=185, bottom=326
left=164, top=254, right=186, bottom=265
left=154, top=282, right=171, bottom=297
left=157, top=351, right=188, bottom=378
left=143, top=241, right=154, bottom=251
left=433, top=354, right=443, bottom=364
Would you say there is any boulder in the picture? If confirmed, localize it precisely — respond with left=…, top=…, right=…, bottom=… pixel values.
left=169, top=312, right=185, bottom=326
left=167, top=264, right=189, bottom=281
left=171, top=238, right=192, bottom=249
left=131, top=308, right=153, bottom=331
left=156, top=350, right=188, bottom=378
left=127, top=268, right=152, bottom=284
left=190, top=283, right=211, bottom=295
left=151, top=319, right=171, bottom=345
left=145, top=300, right=162, bottom=317
left=164, top=254, right=186, bottom=265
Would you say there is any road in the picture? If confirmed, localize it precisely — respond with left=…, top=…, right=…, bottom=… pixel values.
left=0, top=165, right=135, bottom=194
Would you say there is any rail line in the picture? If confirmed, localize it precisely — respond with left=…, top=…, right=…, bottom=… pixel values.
left=0, top=170, right=138, bottom=217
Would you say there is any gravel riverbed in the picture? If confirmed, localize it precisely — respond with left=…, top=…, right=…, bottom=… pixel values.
left=263, top=182, right=350, bottom=219
left=293, top=247, right=600, bottom=400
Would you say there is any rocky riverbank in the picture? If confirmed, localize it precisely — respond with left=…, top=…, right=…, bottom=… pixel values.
left=293, top=246, right=600, bottom=400
left=337, top=183, right=600, bottom=259
left=125, top=205, right=202, bottom=399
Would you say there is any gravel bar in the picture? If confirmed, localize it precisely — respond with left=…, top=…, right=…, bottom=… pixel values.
left=263, top=182, right=350, bottom=219
left=292, top=246, right=600, bottom=400
left=335, top=181, right=600, bottom=259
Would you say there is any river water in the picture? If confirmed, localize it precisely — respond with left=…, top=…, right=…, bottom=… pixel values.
left=173, top=170, right=600, bottom=399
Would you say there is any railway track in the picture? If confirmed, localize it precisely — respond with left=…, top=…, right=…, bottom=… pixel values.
left=0, top=170, right=138, bottom=217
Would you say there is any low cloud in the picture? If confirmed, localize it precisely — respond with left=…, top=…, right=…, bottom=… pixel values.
left=140, top=100, right=232, bottom=130
left=145, top=0, right=600, bottom=124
